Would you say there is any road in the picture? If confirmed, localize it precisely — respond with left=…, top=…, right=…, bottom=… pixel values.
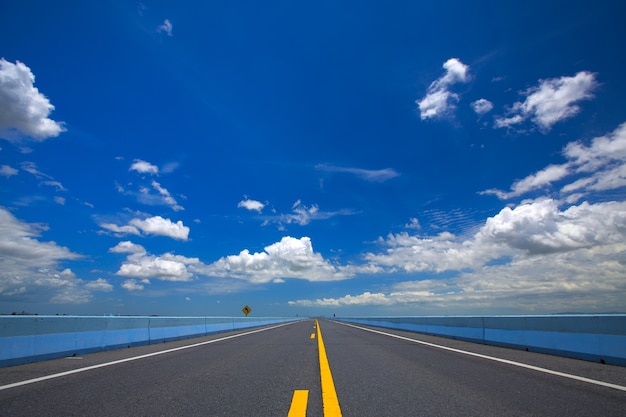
left=0, top=319, right=624, bottom=416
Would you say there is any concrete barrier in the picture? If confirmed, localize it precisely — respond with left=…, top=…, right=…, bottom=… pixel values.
left=0, top=316, right=300, bottom=368
left=336, top=315, right=626, bottom=366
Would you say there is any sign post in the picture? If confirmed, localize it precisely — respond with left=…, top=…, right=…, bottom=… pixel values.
left=242, top=305, right=251, bottom=317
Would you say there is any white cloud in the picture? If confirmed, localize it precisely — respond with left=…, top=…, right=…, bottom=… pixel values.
left=363, top=198, right=626, bottom=275
left=476, top=199, right=626, bottom=255
left=495, top=71, right=597, bottom=131
left=129, top=216, right=189, bottom=240
left=288, top=200, right=354, bottom=227
left=238, top=198, right=265, bottom=213
left=122, top=279, right=145, bottom=291
left=0, top=165, right=18, bottom=177
left=483, top=122, right=626, bottom=200
left=109, top=241, right=146, bottom=254
left=482, top=164, right=570, bottom=199
left=54, top=196, right=66, bottom=205
left=0, top=58, right=65, bottom=142
left=564, top=121, right=626, bottom=173
left=123, top=161, right=185, bottom=210
left=293, top=243, right=626, bottom=313
left=315, top=164, right=400, bottom=182
left=130, top=159, right=159, bottom=175
left=417, top=58, right=470, bottom=120
left=290, top=291, right=393, bottom=307
left=99, top=222, right=141, bottom=236
left=203, top=236, right=352, bottom=283
left=21, top=161, right=52, bottom=179
left=404, top=217, right=421, bottom=230
left=150, top=181, right=183, bottom=211
left=42, top=180, right=66, bottom=191
left=292, top=199, right=626, bottom=313
left=85, top=278, right=113, bottom=292
left=470, top=98, right=493, bottom=116
left=100, top=216, right=189, bottom=240
left=0, top=208, right=100, bottom=304
left=0, top=208, right=80, bottom=267
left=116, top=251, right=199, bottom=282
left=157, top=19, right=173, bottom=36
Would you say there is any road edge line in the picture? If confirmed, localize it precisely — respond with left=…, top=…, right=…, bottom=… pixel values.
left=0, top=321, right=299, bottom=392
left=335, top=321, right=626, bottom=393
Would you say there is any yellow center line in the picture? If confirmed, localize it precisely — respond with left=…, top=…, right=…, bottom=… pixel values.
left=288, top=390, right=309, bottom=417
left=310, top=333, right=316, bottom=339
left=316, top=319, right=342, bottom=416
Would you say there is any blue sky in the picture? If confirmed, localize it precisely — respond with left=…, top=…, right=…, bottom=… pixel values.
left=1, top=1, right=626, bottom=316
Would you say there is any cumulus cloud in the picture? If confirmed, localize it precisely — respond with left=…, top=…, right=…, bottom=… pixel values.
left=291, top=199, right=626, bottom=313
left=290, top=291, right=392, bottom=307
left=117, top=252, right=197, bottom=282
left=130, top=159, right=159, bottom=175
left=470, top=98, right=493, bottom=116
left=238, top=198, right=265, bottom=213
left=85, top=278, right=113, bottom=292
left=129, top=216, right=189, bottom=240
left=291, top=243, right=626, bottom=313
left=416, top=58, right=470, bottom=120
left=367, top=199, right=626, bottom=274
left=108, top=241, right=146, bottom=254
left=483, top=122, right=626, bottom=200
left=157, top=19, right=173, bottom=36
left=203, top=236, right=353, bottom=283
left=315, top=164, right=400, bottom=182
left=100, top=215, right=189, bottom=240
left=404, top=217, right=421, bottom=230
left=112, top=241, right=201, bottom=283
left=122, top=279, right=145, bottom=291
left=0, top=58, right=66, bottom=142
left=475, top=199, right=626, bottom=255
left=494, top=71, right=597, bottom=131
left=0, top=208, right=101, bottom=304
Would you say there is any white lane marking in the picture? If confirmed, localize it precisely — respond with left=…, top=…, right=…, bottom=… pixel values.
left=0, top=321, right=300, bottom=391
left=336, top=321, right=626, bottom=393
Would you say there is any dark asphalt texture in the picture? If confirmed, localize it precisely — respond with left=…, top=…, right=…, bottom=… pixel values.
left=1, top=319, right=624, bottom=416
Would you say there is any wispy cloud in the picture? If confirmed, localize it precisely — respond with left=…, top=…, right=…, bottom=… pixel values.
left=416, top=58, right=470, bottom=120
left=260, top=200, right=355, bottom=229
left=150, top=180, right=184, bottom=211
left=482, top=121, right=626, bottom=200
left=316, top=164, right=400, bottom=182
left=157, top=19, right=173, bottom=36
left=123, top=162, right=184, bottom=210
left=494, top=71, right=597, bottom=132
left=0, top=58, right=65, bottom=142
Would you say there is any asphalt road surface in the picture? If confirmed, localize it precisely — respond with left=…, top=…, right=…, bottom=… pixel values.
left=1, top=319, right=624, bottom=416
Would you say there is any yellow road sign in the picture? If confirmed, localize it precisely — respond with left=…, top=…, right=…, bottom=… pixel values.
left=242, top=305, right=251, bottom=316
